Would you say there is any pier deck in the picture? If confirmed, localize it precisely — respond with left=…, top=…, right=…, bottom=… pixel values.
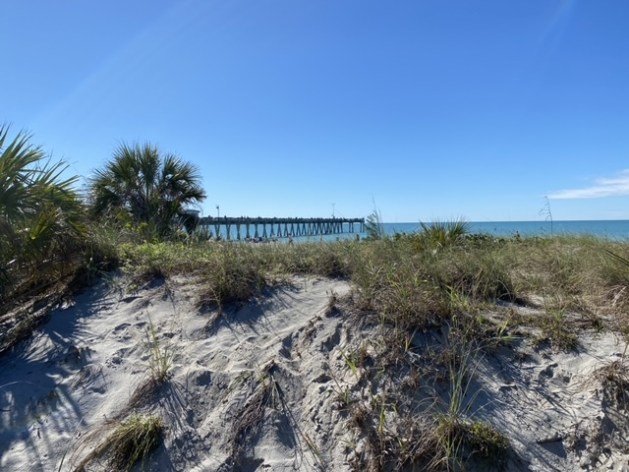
left=196, top=217, right=365, bottom=240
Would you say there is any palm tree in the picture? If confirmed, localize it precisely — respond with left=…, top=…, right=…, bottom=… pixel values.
left=0, top=125, right=85, bottom=297
left=90, top=143, right=206, bottom=236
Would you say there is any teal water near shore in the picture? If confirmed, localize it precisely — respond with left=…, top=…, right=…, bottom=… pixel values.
left=312, top=220, right=629, bottom=242
left=384, top=220, right=629, bottom=240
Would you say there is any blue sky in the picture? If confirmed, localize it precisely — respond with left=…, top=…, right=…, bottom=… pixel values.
left=2, top=0, right=629, bottom=222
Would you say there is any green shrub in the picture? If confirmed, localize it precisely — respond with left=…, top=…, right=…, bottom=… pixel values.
left=0, top=125, right=87, bottom=305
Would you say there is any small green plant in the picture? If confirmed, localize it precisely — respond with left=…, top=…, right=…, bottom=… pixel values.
left=434, top=410, right=510, bottom=469
left=330, top=372, right=356, bottom=412
left=372, top=393, right=389, bottom=437
left=464, top=421, right=510, bottom=462
left=536, top=309, right=578, bottom=351
left=418, top=218, right=469, bottom=250
left=146, top=319, right=173, bottom=383
left=342, top=350, right=359, bottom=377
left=480, top=315, right=519, bottom=350
left=434, top=414, right=466, bottom=470
left=76, top=414, right=163, bottom=472
left=341, top=344, right=368, bottom=378
left=428, top=315, right=501, bottom=470
left=467, top=421, right=509, bottom=457
left=364, top=209, right=385, bottom=240
left=446, top=286, right=474, bottom=314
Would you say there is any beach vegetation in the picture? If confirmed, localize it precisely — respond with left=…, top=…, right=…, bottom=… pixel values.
left=416, top=218, right=470, bottom=250
left=364, top=209, right=385, bottom=240
left=2, top=188, right=629, bottom=471
left=198, top=244, right=267, bottom=311
left=534, top=308, right=578, bottom=351
left=89, top=143, right=206, bottom=239
left=0, top=125, right=87, bottom=306
left=146, top=319, right=174, bottom=383
left=112, top=231, right=629, bottom=335
left=75, top=414, right=163, bottom=472
left=5, top=126, right=629, bottom=471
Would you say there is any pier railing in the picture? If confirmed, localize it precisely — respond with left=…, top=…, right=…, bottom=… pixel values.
left=196, top=217, right=365, bottom=240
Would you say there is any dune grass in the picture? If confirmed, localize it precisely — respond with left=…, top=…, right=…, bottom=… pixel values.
left=3, top=225, right=618, bottom=362
left=146, top=319, right=174, bottom=383
left=115, top=231, right=629, bottom=332
left=75, top=414, right=163, bottom=472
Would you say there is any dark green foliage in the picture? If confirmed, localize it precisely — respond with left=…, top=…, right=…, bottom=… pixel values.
left=418, top=219, right=470, bottom=248
left=0, top=125, right=86, bottom=303
left=89, top=143, right=206, bottom=237
left=463, top=421, right=510, bottom=464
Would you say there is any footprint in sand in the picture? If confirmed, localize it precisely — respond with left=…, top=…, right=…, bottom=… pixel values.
left=539, top=363, right=558, bottom=381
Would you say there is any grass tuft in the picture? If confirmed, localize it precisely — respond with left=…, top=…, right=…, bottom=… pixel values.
left=464, top=420, right=510, bottom=461
left=146, top=319, right=173, bottom=383
left=417, top=218, right=470, bottom=250
left=200, top=246, right=266, bottom=310
left=535, top=309, right=579, bottom=351
left=76, top=414, right=163, bottom=472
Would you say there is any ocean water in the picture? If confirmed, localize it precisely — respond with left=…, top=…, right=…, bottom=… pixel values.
left=202, top=220, right=629, bottom=242
left=383, top=220, right=629, bottom=240
left=305, top=220, right=629, bottom=242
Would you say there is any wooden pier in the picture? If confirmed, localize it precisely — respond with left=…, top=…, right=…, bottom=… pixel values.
left=196, top=217, right=365, bottom=240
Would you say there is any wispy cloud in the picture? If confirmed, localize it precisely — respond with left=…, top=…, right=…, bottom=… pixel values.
left=549, top=170, right=629, bottom=199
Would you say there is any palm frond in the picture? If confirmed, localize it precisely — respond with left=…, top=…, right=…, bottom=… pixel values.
left=89, top=143, right=206, bottom=237
left=0, top=125, right=85, bottom=301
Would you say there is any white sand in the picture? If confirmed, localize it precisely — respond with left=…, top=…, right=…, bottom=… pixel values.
left=474, top=328, right=628, bottom=470
left=0, top=276, right=356, bottom=471
left=0, top=276, right=627, bottom=471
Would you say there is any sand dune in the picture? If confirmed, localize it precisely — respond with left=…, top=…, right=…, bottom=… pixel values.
left=0, top=275, right=627, bottom=471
